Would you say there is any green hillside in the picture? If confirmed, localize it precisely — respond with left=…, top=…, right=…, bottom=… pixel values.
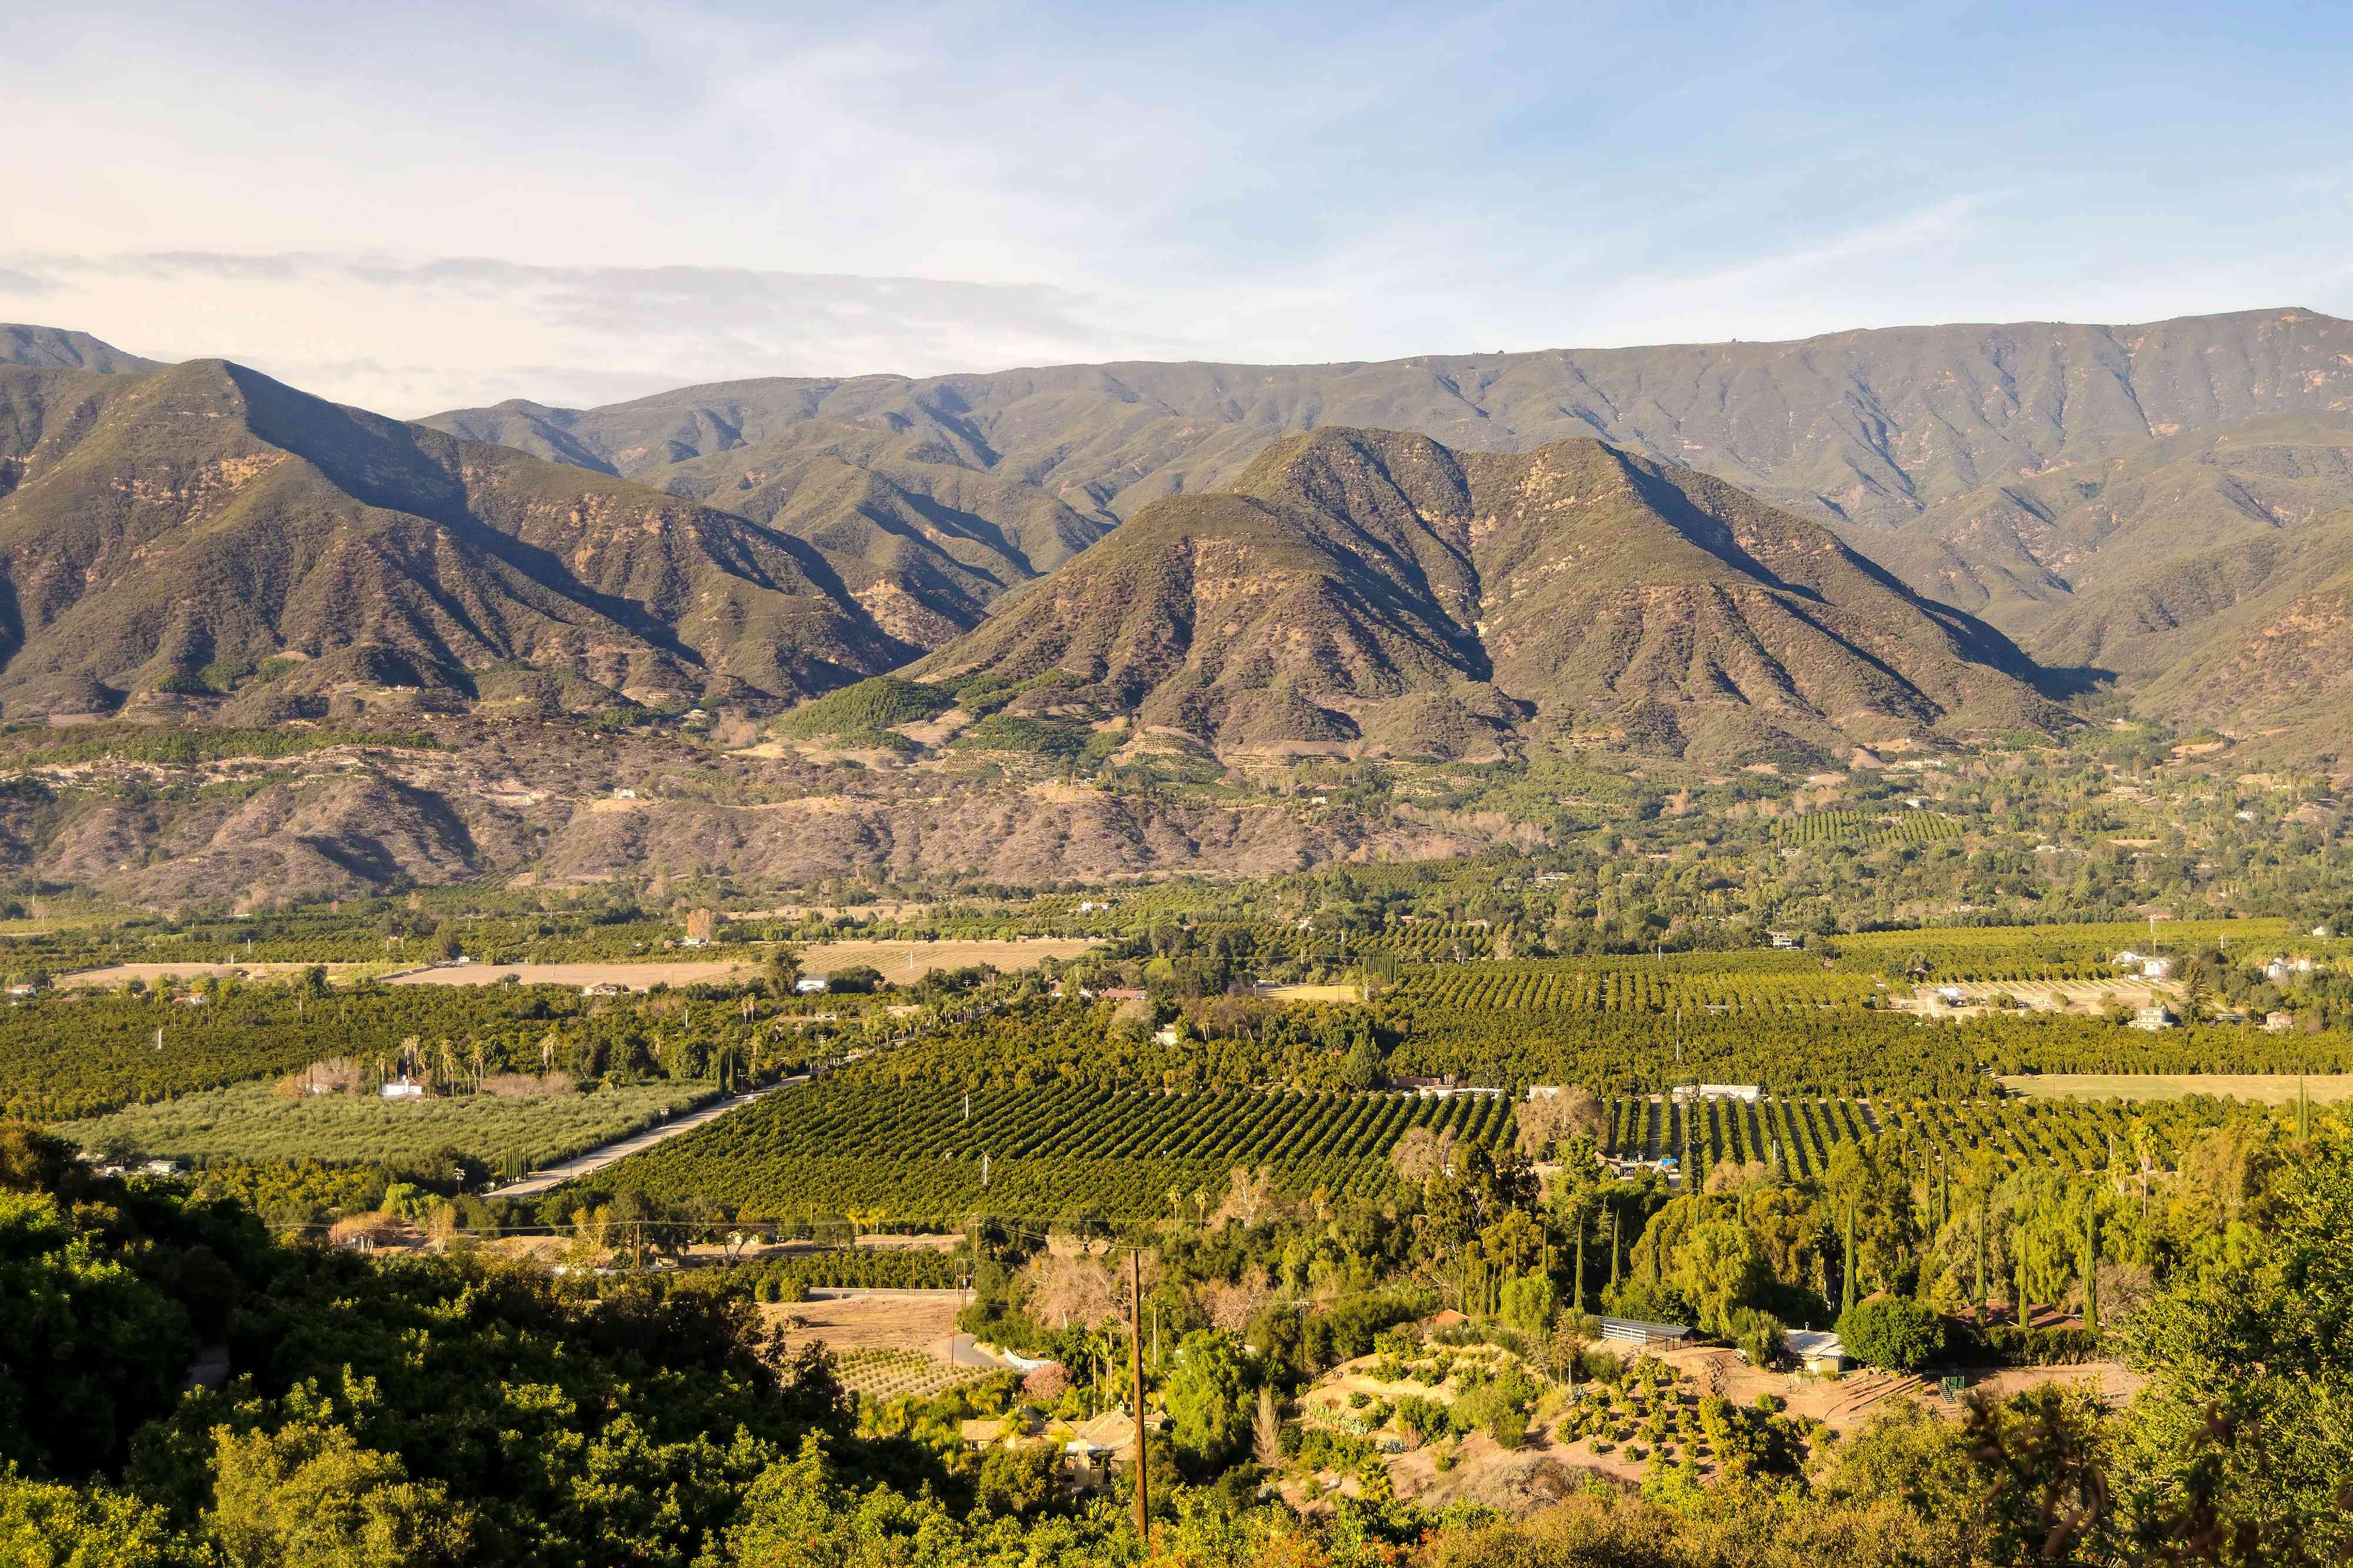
left=0, top=358, right=918, bottom=717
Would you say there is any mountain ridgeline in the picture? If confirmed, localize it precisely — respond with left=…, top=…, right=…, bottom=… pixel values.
left=4, top=308, right=2352, bottom=766
left=913, top=430, right=2057, bottom=765
left=0, top=355, right=916, bottom=718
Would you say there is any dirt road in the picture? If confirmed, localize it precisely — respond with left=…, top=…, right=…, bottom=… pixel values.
left=489, top=1082, right=793, bottom=1196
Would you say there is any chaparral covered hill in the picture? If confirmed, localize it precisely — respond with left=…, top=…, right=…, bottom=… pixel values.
left=912, top=428, right=2059, bottom=766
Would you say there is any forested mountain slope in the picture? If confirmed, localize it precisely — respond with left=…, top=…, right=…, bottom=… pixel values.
left=426, top=308, right=2353, bottom=709
left=914, top=429, right=2056, bottom=764
left=0, top=358, right=915, bottom=718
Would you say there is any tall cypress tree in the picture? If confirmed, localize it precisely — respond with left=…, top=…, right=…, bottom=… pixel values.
left=1841, top=1202, right=1858, bottom=1319
left=2082, top=1202, right=2100, bottom=1337
left=2014, top=1232, right=2030, bottom=1327
left=1974, top=1190, right=1989, bottom=1321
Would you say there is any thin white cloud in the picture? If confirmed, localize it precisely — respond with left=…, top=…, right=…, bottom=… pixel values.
left=5, top=3, right=2350, bottom=413
left=0, top=251, right=1195, bottom=412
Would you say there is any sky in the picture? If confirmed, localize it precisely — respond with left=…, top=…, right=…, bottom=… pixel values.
left=7, top=0, right=2352, bottom=415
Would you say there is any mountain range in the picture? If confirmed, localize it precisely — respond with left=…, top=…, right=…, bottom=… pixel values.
left=0, top=356, right=915, bottom=718
left=912, top=428, right=2054, bottom=765
left=6, top=306, right=2352, bottom=766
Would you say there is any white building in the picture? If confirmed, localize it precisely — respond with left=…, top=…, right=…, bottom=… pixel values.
left=1672, top=1083, right=1761, bottom=1104
left=1784, top=1329, right=1848, bottom=1374
left=795, top=974, right=829, bottom=995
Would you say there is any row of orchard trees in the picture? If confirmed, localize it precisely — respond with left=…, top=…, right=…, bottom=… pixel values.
left=0, top=960, right=1022, bottom=1122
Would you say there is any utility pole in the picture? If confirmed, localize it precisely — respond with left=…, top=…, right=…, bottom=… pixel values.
left=1129, top=1250, right=1149, bottom=1549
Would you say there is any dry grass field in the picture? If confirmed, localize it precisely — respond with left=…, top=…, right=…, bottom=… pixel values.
left=384, top=938, right=1097, bottom=991
left=759, top=1294, right=965, bottom=1357
left=2000, top=1073, right=2353, bottom=1105
left=60, top=960, right=366, bottom=989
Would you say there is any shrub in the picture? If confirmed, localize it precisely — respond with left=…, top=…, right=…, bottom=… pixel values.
left=1393, top=1396, right=1448, bottom=1444
left=1838, top=1297, right=1946, bottom=1371
left=1729, top=1306, right=1786, bottom=1368
left=1499, top=1273, right=1558, bottom=1335
left=1948, top=1321, right=2104, bottom=1366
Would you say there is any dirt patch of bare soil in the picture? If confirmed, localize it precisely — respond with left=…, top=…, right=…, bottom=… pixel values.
left=1389, top=1432, right=1623, bottom=1516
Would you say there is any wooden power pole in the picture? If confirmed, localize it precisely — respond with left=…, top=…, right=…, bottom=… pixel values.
left=1129, top=1249, right=1149, bottom=1547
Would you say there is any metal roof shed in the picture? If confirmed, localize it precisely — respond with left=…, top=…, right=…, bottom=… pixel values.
left=1599, top=1317, right=1694, bottom=1346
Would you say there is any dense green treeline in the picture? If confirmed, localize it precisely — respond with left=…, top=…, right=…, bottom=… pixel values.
left=0, top=972, right=879, bottom=1123
left=11, top=1106, right=2353, bottom=1565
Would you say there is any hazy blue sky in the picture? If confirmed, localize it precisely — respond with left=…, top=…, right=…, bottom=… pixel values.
left=7, top=1, right=2350, bottom=412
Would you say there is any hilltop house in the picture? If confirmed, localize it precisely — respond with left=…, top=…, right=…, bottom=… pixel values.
left=1059, top=1409, right=1166, bottom=1487
left=1785, top=1329, right=1848, bottom=1375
